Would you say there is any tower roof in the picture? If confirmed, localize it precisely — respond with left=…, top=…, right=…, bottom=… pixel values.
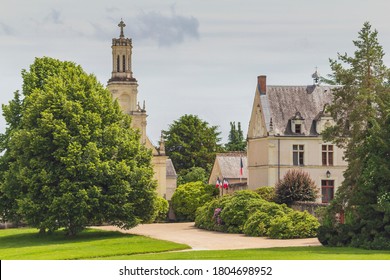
left=108, top=20, right=137, bottom=84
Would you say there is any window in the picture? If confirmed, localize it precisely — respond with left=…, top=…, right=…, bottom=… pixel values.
left=322, top=145, right=334, bottom=166
left=123, top=55, right=126, bottom=72
left=295, top=124, right=301, bottom=134
left=117, top=55, right=120, bottom=72
left=293, top=145, right=304, bottom=166
left=321, top=180, right=334, bottom=203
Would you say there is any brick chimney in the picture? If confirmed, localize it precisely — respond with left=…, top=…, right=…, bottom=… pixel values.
left=258, top=75, right=267, bottom=95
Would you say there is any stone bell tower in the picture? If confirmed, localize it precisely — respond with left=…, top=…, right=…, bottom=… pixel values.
left=107, top=20, right=178, bottom=200
left=107, top=19, right=147, bottom=144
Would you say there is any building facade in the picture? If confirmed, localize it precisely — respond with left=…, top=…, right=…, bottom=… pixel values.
left=247, top=75, right=347, bottom=203
left=107, top=20, right=177, bottom=200
left=208, top=152, right=247, bottom=195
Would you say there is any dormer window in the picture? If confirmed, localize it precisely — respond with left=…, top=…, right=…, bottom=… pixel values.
left=291, top=111, right=304, bottom=134
left=295, top=124, right=301, bottom=134
left=316, top=104, right=335, bottom=134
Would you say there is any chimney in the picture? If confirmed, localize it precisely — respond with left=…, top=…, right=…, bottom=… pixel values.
left=258, top=75, right=267, bottom=95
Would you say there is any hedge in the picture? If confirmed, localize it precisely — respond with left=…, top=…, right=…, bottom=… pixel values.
left=195, top=190, right=320, bottom=239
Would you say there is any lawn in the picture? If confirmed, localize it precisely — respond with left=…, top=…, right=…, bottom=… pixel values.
left=105, top=246, right=390, bottom=260
left=0, top=228, right=190, bottom=260
left=1, top=228, right=390, bottom=260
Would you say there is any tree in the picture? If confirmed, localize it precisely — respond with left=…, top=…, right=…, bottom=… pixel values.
left=171, top=181, right=218, bottom=221
left=275, top=169, right=318, bottom=206
left=225, top=121, right=246, bottom=151
left=0, top=57, right=157, bottom=236
left=177, top=166, right=208, bottom=185
left=163, top=114, right=222, bottom=173
left=319, top=23, right=390, bottom=249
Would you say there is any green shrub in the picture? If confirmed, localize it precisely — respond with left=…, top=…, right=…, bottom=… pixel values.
left=318, top=224, right=355, bottom=247
left=268, top=211, right=320, bottom=239
left=152, top=197, right=169, bottom=222
left=254, top=187, right=276, bottom=202
left=195, top=189, right=320, bottom=239
left=257, top=201, right=293, bottom=216
left=243, top=202, right=292, bottom=237
left=219, top=191, right=263, bottom=233
left=171, top=181, right=218, bottom=221
left=275, top=169, right=319, bottom=205
left=243, top=211, right=273, bottom=237
left=267, top=215, right=295, bottom=239
left=195, top=191, right=262, bottom=233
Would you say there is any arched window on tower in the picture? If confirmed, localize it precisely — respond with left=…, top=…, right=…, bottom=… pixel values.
left=123, top=55, right=126, bottom=72
left=117, top=55, right=120, bottom=72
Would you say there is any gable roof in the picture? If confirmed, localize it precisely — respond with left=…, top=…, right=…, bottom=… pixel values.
left=215, top=152, right=247, bottom=179
left=261, top=85, right=335, bottom=136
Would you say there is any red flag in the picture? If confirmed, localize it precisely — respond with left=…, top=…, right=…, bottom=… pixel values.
left=223, top=178, right=229, bottom=189
left=216, top=177, right=221, bottom=188
left=240, top=157, right=243, bottom=176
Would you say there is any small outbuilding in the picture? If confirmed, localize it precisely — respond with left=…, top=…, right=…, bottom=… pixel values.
left=209, top=152, right=247, bottom=195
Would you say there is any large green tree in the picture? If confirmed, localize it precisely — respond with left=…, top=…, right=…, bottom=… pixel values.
left=225, top=121, right=246, bottom=151
left=319, top=23, right=390, bottom=249
left=0, top=57, right=157, bottom=236
left=163, top=114, right=222, bottom=173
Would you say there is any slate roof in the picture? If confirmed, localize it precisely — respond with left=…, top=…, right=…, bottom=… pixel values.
left=166, top=159, right=177, bottom=178
left=262, top=85, right=335, bottom=136
left=216, top=152, right=247, bottom=179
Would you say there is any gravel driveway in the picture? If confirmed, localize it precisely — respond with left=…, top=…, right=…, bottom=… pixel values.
left=96, top=222, right=321, bottom=250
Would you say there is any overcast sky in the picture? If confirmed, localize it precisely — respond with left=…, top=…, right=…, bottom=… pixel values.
left=1, top=0, right=390, bottom=144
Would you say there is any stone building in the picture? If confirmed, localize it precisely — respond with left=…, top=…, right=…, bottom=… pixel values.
left=247, top=74, right=347, bottom=203
left=208, top=152, right=247, bottom=195
left=107, top=20, right=177, bottom=200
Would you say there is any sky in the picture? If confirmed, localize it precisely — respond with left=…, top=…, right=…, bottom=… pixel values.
left=1, top=0, right=390, bottom=145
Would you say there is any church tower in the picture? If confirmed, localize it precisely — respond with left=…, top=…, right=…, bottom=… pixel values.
left=107, top=19, right=147, bottom=144
left=107, top=20, right=177, bottom=201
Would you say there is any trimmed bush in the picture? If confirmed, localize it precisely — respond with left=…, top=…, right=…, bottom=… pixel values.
left=195, top=195, right=231, bottom=231
left=195, top=191, right=262, bottom=233
left=275, top=169, right=319, bottom=205
left=171, top=181, right=218, bottom=221
left=268, top=211, right=320, bottom=239
left=195, top=190, right=320, bottom=239
left=152, top=197, right=169, bottom=222
left=243, top=211, right=273, bottom=237
left=254, top=187, right=276, bottom=202
left=243, top=202, right=292, bottom=237
left=219, top=191, right=263, bottom=233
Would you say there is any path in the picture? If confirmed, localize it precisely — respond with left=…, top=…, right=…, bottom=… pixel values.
left=96, top=222, right=321, bottom=250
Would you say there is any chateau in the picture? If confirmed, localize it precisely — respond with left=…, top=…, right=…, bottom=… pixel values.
left=246, top=74, right=347, bottom=203
left=107, top=20, right=177, bottom=200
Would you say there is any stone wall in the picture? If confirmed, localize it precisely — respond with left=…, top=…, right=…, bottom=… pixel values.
left=291, top=201, right=327, bottom=219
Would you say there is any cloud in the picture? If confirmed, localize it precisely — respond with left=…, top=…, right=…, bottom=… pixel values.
left=0, top=22, right=14, bottom=35
left=45, top=9, right=62, bottom=24
left=132, top=8, right=199, bottom=46
left=105, top=6, right=119, bottom=13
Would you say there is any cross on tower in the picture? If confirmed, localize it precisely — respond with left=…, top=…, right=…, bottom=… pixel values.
left=118, top=19, right=126, bottom=38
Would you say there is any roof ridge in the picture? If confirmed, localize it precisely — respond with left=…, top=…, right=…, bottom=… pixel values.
left=216, top=152, right=246, bottom=157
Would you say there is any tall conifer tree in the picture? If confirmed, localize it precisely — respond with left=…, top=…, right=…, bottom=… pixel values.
left=319, top=23, right=390, bottom=249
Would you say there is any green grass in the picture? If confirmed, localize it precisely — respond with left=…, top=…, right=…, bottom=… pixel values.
left=1, top=228, right=390, bottom=260
left=101, top=246, right=390, bottom=260
left=0, top=228, right=190, bottom=260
